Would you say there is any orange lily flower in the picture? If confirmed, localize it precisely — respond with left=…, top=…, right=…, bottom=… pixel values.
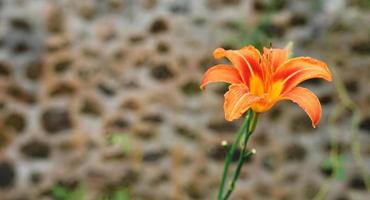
left=200, top=45, right=332, bottom=127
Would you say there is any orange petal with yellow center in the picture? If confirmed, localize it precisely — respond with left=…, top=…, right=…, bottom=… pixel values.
left=224, top=84, right=261, bottom=121
left=279, top=87, right=322, bottom=127
left=213, top=47, right=263, bottom=84
left=200, top=64, right=243, bottom=89
left=273, top=57, right=332, bottom=94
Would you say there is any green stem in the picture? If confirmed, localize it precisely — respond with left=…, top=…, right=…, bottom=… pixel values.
left=222, top=112, right=258, bottom=200
left=217, top=110, right=258, bottom=200
left=223, top=150, right=254, bottom=200
left=217, top=110, right=253, bottom=200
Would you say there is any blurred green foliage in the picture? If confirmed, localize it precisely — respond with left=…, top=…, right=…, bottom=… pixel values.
left=311, top=0, right=324, bottom=11
left=49, top=133, right=134, bottom=200
left=51, top=184, right=85, bottom=200
left=224, top=0, right=282, bottom=50
left=51, top=184, right=133, bottom=200
left=357, top=0, right=370, bottom=10
left=322, top=155, right=346, bottom=180
left=224, top=19, right=270, bottom=51
left=106, top=133, right=131, bottom=155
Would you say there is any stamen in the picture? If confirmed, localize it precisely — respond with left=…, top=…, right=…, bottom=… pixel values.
left=269, top=42, right=273, bottom=55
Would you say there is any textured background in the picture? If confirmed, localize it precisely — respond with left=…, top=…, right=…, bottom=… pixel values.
left=0, top=0, right=369, bottom=199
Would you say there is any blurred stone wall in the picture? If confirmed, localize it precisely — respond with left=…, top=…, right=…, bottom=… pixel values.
left=0, top=0, right=369, bottom=199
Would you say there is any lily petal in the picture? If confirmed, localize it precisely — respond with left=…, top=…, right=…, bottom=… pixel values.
left=240, top=45, right=264, bottom=78
left=213, top=47, right=262, bottom=84
left=263, top=48, right=289, bottom=72
left=200, top=64, right=243, bottom=89
left=224, top=84, right=261, bottom=121
left=274, top=57, right=332, bottom=93
left=279, top=87, right=322, bottom=127
left=240, top=46, right=261, bottom=62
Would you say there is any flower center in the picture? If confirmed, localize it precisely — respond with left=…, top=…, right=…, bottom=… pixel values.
left=249, top=74, right=283, bottom=112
